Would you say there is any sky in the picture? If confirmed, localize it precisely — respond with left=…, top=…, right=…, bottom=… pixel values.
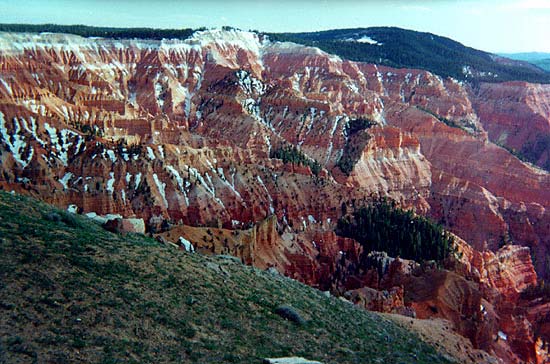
left=2, top=0, right=550, bottom=53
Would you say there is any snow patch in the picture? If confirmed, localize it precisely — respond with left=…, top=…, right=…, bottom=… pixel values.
left=354, top=36, right=382, bottom=45
left=154, top=79, right=165, bottom=109
left=0, top=112, right=34, bottom=168
left=134, top=173, right=142, bottom=190
left=178, top=236, right=195, bottom=252
left=106, top=172, right=115, bottom=194
left=59, top=172, right=73, bottom=189
left=153, top=173, right=168, bottom=207
left=166, top=165, right=190, bottom=206
left=0, top=77, right=13, bottom=96
left=106, top=149, right=117, bottom=163
left=44, top=122, right=82, bottom=166
left=146, top=146, right=156, bottom=160
left=256, top=175, right=275, bottom=214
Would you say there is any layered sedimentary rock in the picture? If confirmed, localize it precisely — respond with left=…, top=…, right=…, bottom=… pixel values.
left=1, top=29, right=550, bottom=363
left=473, top=82, right=550, bottom=171
left=363, top=241, right=541, bottom=364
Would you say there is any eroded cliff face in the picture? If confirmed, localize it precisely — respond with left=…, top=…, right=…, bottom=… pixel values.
left=359, top=240, right=541, bottom=364
left=1, top=29, right=550, bottom=363
left=473, top=82, right=550, bottom=171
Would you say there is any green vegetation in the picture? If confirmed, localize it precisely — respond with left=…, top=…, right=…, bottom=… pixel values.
left=336, top=198, right=455, bottom=263
left=344, top=118, right=377, bottom=136
left=268, top=27, right=550, bottom=84
left=495, top=135, right=550, bottom=172
left=499, top=52, right=550, bottom=72
left=520, top=135, right=550, bottom=171
left=270, top=146, right=322, bottom=176
left=0, top=191, right=453, bottom=363
left=337, top=118, right=375, bottom=175
left=415, top=106, right=477, bottom=133
left=535, top=59, right=550, bottom=72
left=521, top=280, right=550, bottom=303
left=0, top=23, right=195, bottom=40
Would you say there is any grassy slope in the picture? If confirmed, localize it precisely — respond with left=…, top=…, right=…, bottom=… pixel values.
left=0, top=192, right=453, bottom=364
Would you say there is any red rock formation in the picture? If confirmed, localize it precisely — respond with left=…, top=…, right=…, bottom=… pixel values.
left=344, top=286, right=406, bottom=314
left=473, top=82, right=550, bottom=170
left=1, top=29, right=550, bottom=363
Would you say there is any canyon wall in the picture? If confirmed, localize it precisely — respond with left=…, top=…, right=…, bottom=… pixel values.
left=1, top=29, right=550, bottom=363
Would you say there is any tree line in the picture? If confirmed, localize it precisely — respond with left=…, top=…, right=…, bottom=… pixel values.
left=336, top=198, right=456, bottom=263
left=0, top=23, right=195, bottom=40
left=270, top=146, right=322, bottom=176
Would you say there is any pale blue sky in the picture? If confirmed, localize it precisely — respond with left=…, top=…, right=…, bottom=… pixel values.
left=2, top=0, right=550, bottom=53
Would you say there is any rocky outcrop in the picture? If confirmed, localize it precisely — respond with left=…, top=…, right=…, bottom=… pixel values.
left=473, top=82, right=550, bottom=171
left=360, top=241, right=542, bottom=364
left=263, top=358, right=322, bottom=364
left=156, top=217, right=363, bottom=291
left=344, top=286, right=407, bottom=315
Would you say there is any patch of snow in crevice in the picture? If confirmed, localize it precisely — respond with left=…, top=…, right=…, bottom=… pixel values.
left=264, top=135, right=271, bottom=154
left=236, top=70, right=266, bottom=95
left=178, top=236, right=195, bottom=252
left=134, top=172, right=142, bottom=191
left=146, top=146, right=156, bottom=160
left=0, top=112, right=34, bottom=168
left=106, top=149, right=117, bottom=163
left=166, top=165, right=189, bottom=205
left=256, top=175, right=274, bottom=214
left=347, top=82, right=359, bottom=94
left=305, top=107, right=316, bottom=136
left=19, top=116, right=46, bottom=146
left=226, top=168, right=242, bottom=199
left=153, top=173, right=168, bottom=208
left=154, top=77, right=165, bottom=109
left=106, top=172, right=115, bottom=194
left=188, top=167, right=225, bottom=208
left=44, top=122, right=82, bottom=166
left=0, top=77, right=13, bottom=96
left=128, top=89, right=137, bottom=107
left=59, top=172, right=73, bottom=190
left=325, top=115, right=346, bottom=163
left=292, top=73, right=303, bottom=92
left=354, top=36, right=382, bottom=45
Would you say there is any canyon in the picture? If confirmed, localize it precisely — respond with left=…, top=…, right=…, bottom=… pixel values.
left=0, top=29, right=549, bottom=363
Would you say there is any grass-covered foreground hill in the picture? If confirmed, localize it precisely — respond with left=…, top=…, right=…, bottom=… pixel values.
left=0, top=191, right=453, bottom=364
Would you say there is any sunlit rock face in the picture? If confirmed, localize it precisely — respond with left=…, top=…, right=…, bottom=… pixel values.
left=473, top=81, right=550, bottom=171
left=1, top=28, right=550, bottom=364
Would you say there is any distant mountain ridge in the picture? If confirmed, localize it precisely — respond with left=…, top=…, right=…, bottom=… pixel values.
left=0, top=23, right=549, bottom=84
left=499, top=52, right=550, bottom=72
left=268, top=27, right=550, bottom=83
